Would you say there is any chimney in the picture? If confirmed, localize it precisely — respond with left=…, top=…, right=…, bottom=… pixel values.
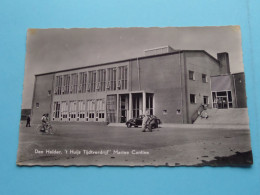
left=217, top=52, right=230, bottom=75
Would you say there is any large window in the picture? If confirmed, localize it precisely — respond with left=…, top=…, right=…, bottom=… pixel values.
left=118, top=66, right=128, bottom=90
left=79, top=72, right=87, bottom=93
left=55, top=76, right=62, bottom=95
left=53, top=102, right=60, bottom=119
left=88, top=71, right=96, bottom=92
left=212, top=91, right=233, bottom=109
left=61, top=101, right=68, bottom=119
left=87, top=100, right=96, bottom=119
left=190, top=94, right=196, bottom=104
left=69, top=101, right=77, bottom=119
left=78, top=100, right=86, bottom=119
left=70, top=73, right=78, bottom=94
left=107, top=68, right=117, bottom=91
left=96, top=99, right=105, bottom=120
left=63, top=74, right=70, bottom=94
left=98, top=69, right=106, bottom=91
left=189, top=71, right=195, bottom=80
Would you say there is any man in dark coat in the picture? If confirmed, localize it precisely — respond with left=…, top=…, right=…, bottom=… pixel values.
left=26, top=115, right=31, bottom=127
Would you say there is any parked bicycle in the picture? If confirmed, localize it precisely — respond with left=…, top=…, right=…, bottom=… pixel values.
left=35, top=122, right=56, bottom=135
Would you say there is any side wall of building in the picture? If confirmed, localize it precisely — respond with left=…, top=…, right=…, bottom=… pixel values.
left=130, top=53, right=186, bottom=123
left=184, top=51, right=220, bottom=123
left=31, top=74, right=55, bottom=123
left=233, top=73, right=247, bottom=108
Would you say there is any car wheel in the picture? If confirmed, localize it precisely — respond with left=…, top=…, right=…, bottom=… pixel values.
left=127, top=123, right=132, bottom=128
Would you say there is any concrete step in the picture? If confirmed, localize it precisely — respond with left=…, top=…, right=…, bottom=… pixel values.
left=194, top=108, right=249, bottom=125
left=108, top=122, right=249, bottom=130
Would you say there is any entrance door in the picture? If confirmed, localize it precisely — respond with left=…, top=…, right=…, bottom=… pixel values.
left=132, top=93, right=142, bottom=118
left=217, top=97, right=228, bottom=109
left=119, top=94, right=129, bottom=123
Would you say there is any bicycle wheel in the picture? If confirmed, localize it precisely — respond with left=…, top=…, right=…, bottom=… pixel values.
left=35, top=124, right=43, bottom=135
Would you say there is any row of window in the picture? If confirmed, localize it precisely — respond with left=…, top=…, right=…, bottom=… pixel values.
left=55, top=66, right=128, bottom=95
left=52, top=99, right=106, bottom=119
left=189, top=71, right=208, bottom=83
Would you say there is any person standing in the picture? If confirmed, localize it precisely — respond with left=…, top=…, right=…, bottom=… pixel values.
left=142, top=110, right=151, bottom=132
left=26, top=115, right=31, bottom=127
left=41, top=114, right=47, bottom=132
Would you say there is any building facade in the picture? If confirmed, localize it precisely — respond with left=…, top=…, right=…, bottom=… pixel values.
left=31, top=46, right=245, bottom=124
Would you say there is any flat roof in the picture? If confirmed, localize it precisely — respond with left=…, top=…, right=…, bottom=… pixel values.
left=35, top=50, right=220, bottom=76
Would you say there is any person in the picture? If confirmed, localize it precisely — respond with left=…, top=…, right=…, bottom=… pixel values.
left=142, top=110, right=152, bottom=132
left=26, top=115, right=31, bottom=127
left=41, top=114, right=47, bottom=132
left=200, top=105, right=208, bottom=119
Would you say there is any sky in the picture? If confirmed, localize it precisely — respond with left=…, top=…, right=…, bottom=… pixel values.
left=22, top=26, right=244, bottom=109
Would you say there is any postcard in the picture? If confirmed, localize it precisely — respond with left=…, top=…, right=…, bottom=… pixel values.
left=17, top=26, right=253, bottom=166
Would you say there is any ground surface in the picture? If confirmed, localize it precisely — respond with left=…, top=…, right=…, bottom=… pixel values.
left=17, top=122, right=253, bottom=166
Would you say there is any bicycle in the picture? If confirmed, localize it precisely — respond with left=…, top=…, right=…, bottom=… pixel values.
left=35, top=122, right=56, bottom=135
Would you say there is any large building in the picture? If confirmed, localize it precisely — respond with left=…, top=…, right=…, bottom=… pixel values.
left=30, top=46, right=247, bottom=124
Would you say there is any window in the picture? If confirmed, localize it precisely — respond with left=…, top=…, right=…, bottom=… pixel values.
left=55, top=75, right=62, bottom=95
left=69, top=101, right=77, bottom=119
left=79, top=72, right=87, bottom=93
left=107, top=68, right=117, bottom=91
left=70, top=73, right=78, bottom=94
left=118, top=66, right=128, bottom=90
left=61, top=101, right=68, bottom=119
left=78, top=100, right=86, bottom=119
left=202, top=74, right=208, bottom=83
left=36, top=103, right=39, bottom=108
left=53, top=102, right=60, bottom=119
left=203, top=96, right=209, bottom=105
left=96, top=99, right=105, bottom=119
left=98, top=69, right=106, bottom=91
left=48, top=90, right=51, bottom=96
left=189, top=71, right=195, bottom=80
left=88, top=71, right=96, bottom=92
left=190, top=94, right=196, bottom=104
left=63, top=74, right=70, bottom=94
left=87, top=100, right=96, bottom=119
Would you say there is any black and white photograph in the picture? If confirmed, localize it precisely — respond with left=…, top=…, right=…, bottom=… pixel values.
left=17, top=26, right=253, bottom=166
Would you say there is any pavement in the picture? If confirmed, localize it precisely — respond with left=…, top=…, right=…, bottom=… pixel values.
left=16, top=122, right=253, bottom=167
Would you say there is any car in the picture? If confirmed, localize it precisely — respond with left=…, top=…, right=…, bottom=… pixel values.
left=126, top=115, right=161, bottom=128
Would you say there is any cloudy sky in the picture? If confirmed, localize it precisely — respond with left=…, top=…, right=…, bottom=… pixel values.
left=22, top=26, right=244, bottom=109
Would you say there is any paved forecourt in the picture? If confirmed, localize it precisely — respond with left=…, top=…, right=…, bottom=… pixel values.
left=17, top=122, right=252, bottom=166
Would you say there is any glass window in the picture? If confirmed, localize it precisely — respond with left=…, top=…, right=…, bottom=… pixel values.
left=190, top=94, right=196, bottom=104
left=202, top=74, right=207, bottom=83
left=70, top=73, right=78, bottom=94
left=189, top=71, right=195, bottom=80
left=108, top=68, right=117, bottom=91
left=87, top=100, right=96, bottom=118
left=53, top=102, right=60, bottom=119
left=118, top=66, right=128, bottom=90
left=55, top=75, right=62, bottom=95
left=63, top=74, right=70, bottom=94
left=88, top=71, right=96, bottom=92
left=217, top=91, right=227, bottom=96
left=98, top=69, right=106, bottom=91
left=203, top=96, right=209, bottom=105
left=78, top=72, right=87, bottom=93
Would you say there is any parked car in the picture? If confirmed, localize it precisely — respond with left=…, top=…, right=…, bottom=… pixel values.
left=126, top=115, right=161, bottom=128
